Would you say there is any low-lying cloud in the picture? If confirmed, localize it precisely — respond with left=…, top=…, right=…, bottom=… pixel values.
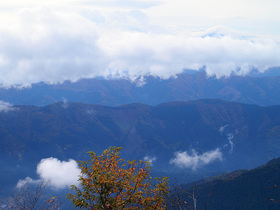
left=17, top=157, right=80, bottom=190
left=62, top=97, right=69, bottom=109
left=37, top=157, right=80, bottom=189
left=219, top=125, right=235, bottom=153
left=226, top=133, right=234, bottom=153
left=170, top=148, right=223, bottom=170
left=219, top=125, right=229, bottom=134
left=0, top=7, right=279, bottom=87
left=0, top=101, right=16, bottom=112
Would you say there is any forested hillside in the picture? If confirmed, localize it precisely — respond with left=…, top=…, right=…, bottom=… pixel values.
left=180, top=157, right=280, bottom=210
left=1, top=69, right=280, bottom=107
left=2, top=99, right=280, bottom=196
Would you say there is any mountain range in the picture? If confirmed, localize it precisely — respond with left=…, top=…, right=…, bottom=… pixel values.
left=1, top=99, right=280, bottom=197
left=1, top=68, right=280, bottom=107
left=1, top=68, right=280, bottom=207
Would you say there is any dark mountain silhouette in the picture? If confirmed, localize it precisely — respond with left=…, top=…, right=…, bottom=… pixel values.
left=1, top=68, right=280, bottom=106
left=1, top=99, right=280, bottom=195
left=179, top=157, right=280, bottom=210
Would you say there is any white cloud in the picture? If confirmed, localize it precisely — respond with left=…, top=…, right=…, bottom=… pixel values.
left=62, top=97, right=69, bottom=109
left=17, top=157, right=81, bottom=190
left=16, top=177, right=40, bottom=188
left=0, top=101, right=16, bottom=112
left=170, top=148, right=223, bottom=170
left=80, top=0, right=160, bottom=9
left=219, top=124, right=229, bottom=134
left=37, top=157, right=80, bottom=189
left=147, top=0, right=280, bottom=35
left=101, top=27, right=280, bottom=80
left=0, top=7, right=106, bottom=87
left=226, top=133, right=234, bottom=153
left=86, top=109, right=97, bottom=115
left=144, top=155, right=157, bottom=165
left=219, top=125, right=235, bottom=153
left=0, top=4, right=279, bottom=87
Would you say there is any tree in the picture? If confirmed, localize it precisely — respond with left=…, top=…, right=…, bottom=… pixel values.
left=166, top=184, right=201, bottom=210
left=67, top=147, right=169, bottom=209
left=7, top=181, right=62, bottom=210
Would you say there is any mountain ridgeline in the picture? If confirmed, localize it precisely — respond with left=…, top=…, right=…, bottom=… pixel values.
left=1, top=99, right=280, bottom=195
left=1, top=68, right=280, bottom=107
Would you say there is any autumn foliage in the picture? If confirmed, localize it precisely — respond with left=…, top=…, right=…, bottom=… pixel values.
left=67, top=147, right=169, bottom=209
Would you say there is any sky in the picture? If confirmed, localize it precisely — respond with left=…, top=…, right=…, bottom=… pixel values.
left=0, top=0, right=279, bottom=87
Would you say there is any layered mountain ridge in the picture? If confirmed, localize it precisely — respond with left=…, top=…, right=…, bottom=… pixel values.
left=1, top=68, right=280, bottom=107
left=1, top=99, right=280, bottom=195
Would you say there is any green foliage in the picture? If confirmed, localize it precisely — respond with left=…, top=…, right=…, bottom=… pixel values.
left=67, top=146, right=169, bottom=209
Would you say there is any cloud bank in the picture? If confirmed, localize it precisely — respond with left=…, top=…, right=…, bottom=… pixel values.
left=17, top=157, right=80, bottom=190
left=170, top=148, right=223, bottom=170
left=0, top=7, right=279, bottom=87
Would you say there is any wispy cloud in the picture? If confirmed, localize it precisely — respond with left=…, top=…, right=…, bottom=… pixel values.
left=225, top=133, right=234, bottom=153
left=219, top=124, right=229, bottom=134
left=17, top=157, right=80, bottom=190
left=144, top=155, right=157, bottom=165
left=16, top=177, right=40, bottom=188
left=86, top=109, right=97, bottom=115
left=0, top=101, right=16, bottom=112
left=219, top=125, right=235, bottom=153
left=62, top=97, right=69, bottom=109
left=170, top=148, right=223, bottom=170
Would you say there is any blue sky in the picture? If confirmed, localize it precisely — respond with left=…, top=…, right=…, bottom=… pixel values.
left=0, top=0, right=279, bottom=86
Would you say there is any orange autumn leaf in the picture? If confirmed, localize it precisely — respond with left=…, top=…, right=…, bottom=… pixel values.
left=67, top=146, right=169, bottom=209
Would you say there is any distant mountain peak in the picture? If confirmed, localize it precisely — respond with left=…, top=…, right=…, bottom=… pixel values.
left=192, top=25, right=252, bottom=39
